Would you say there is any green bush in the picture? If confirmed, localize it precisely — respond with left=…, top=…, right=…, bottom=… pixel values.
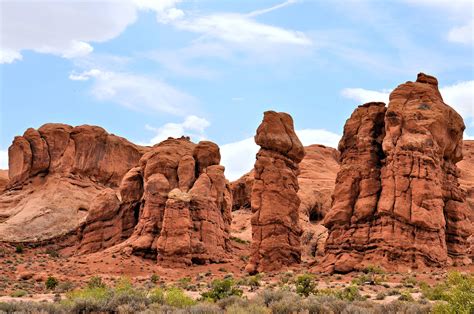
left=398, top=290, right=414, bottom=301
left=45, top=275, right=59, bottom=290
left=430, top=271, right=474, bottom=314
left=148, top=287, right=165, bottom=304
left=363, top=265, right=385, bottom=274
left=10, top=289, right=28, bottom=298
left=164, top=287, right=195, bottom=308
left=295, top=274, right=316, bottom=297
left=201, top=278, right=243, bottom=301
left=15, top=244, right=24, bottom=253
left=87, top=275, right=106, bottom=289
left=335, top=285, right=365, bottom=301
left=150, top=274, right=160, bottom=284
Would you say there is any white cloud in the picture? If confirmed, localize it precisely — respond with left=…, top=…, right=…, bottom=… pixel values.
left=447, top=19, right=474, bottom=44
left=403, top=0, right=473, bottom=45
left=144, top=115, right=210, bottom=145
left=341, top=80, right=474, bottom=122
left=0, top=150, right=8, bottom=169
left=0, top=0, right=138, bottom=63
left=220, top=129, right=341, bottom=180
left=174, top=13, right=311, bottom=47
left=341, top=88, right=390, bottom=104
left=220, top=137, right=258, bottom=181
left=69, top=69, right=197, bottom=115
left=465, top=134, right=474, bottom=140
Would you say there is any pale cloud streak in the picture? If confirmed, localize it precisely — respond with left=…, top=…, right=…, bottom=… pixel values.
left=69, top=69, right=197, bottom=116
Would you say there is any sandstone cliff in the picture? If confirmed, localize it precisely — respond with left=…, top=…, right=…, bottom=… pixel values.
left=320, top=73, right=472, bottom=272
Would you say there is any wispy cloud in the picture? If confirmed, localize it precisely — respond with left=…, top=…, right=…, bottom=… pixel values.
left=69, top=69, right=197, bottom=116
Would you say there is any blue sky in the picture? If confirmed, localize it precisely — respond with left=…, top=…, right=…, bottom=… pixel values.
left=1, top=0, right=473, bottom=179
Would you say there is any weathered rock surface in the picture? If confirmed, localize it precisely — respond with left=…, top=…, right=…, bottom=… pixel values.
left=246, top=111, right=305, bottom=273
left=78, top=137, right=233, bottom=265
left=320, top=73, right=473, bottom=272
left=0, top=124, right=145, bottom=242
left=458, top=140, right=474, bottom=259
left=0, top=170, right=7, bottom=192
left=231, top=145, right=340, bottom=261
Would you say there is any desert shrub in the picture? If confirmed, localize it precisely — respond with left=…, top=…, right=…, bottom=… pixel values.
left=150, top=274, right=160, bottom=284
left=402, top=276, right=418, bottom=288
left=46, top=275, right=59, bottom=290
left=382, top=301, right=431, bottom=314
left=227, top=302, right=269, bottom=314
left=148, top=287, right=165, bottom=304
left=0, top=301, right=63, bottom=313
left=295, top=273, right=317, bottom=296
left=336, top=285, right=365, bottom=301
left=398, top=290, right=414, bottom=301
left=430, top=271, right=474, bottom=314
left=87, top=275, right=106, bottom=289
left=363, top=265, right=385, bottom=274
left=240, top=274, right=261, bottom=289
left=186, top=302, right=223, bottom=313
left=270, top=293, right=304, bottom=314
left=201, top=278, right=243, bottom=301
left=15, top=244, right=24, bottom=253
left=375, top=292, right=386, bottom=300
left=56, top=280, right=75, bottom=293
left=257, top=289, right=290, bottom=306
left=164, top=287, right=196, bottom=308
left=10, top=289, right=28, bottom=297
left=45, top=248, right=60, bottom=258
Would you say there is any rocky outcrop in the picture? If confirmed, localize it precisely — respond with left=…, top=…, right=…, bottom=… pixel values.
left=78, top=137, right=233, bottom=265
left=246, top=111, right=305, bottom=273
left=320, top=74, right=472, bottom=272
left=0, top=170, right=7, bottom=192
left=458, top=140, right=474, bottom=259
left=231, top=145, right=340, bottom=261
left=0, top=124, right=145, bottom=242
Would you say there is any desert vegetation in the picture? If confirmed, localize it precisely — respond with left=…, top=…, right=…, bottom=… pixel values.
left=0, top=271, right=471, bottom=313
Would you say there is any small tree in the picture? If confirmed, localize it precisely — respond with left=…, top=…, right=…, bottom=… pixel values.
left=201, top=278, right=243, bottom=301
left=295, top=274, right=316, bottom=297
left=45, top=276, right=59, bottom=290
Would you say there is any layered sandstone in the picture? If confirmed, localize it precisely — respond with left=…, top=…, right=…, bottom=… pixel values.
left=0, top=170, right=8, bottom=192
left=0, top=124, right=145, bottom=242
left=321, top=73, right=472, bottom=272
left=78, top=137, right=233, bottom=265
left=231, top=145, right=340, bottom=260
left=245, top=111, right=305, bottom=273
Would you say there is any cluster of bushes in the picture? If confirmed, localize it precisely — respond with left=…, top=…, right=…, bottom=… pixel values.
left=0, top=271, right=471, bottom=313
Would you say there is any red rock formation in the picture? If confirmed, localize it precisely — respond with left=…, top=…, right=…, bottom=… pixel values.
left=231, top=145, right=340, bottom=261
left=246, top=111, right=305, bottom=273
left=457, top=140, right=474, bottom=259
left=0, top=124, right=145, bottom=242
left=76, top=137, right=233, bottom=265
left=321, top=73, right=472, bottom=272
left=0, top=170, right=8, bottom=192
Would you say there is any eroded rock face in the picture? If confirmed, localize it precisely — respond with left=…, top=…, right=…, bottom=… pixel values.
left=0, top=124, right=145, bottom=242
left=230, top=145, right=340, bottom=261
left=321, top=73, right=472, bottom=272
left=78, top=137, right=233, bottom=265
left=246, top=111, right=304, bottom=273
left=458, top=140, right=474, bottom=259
